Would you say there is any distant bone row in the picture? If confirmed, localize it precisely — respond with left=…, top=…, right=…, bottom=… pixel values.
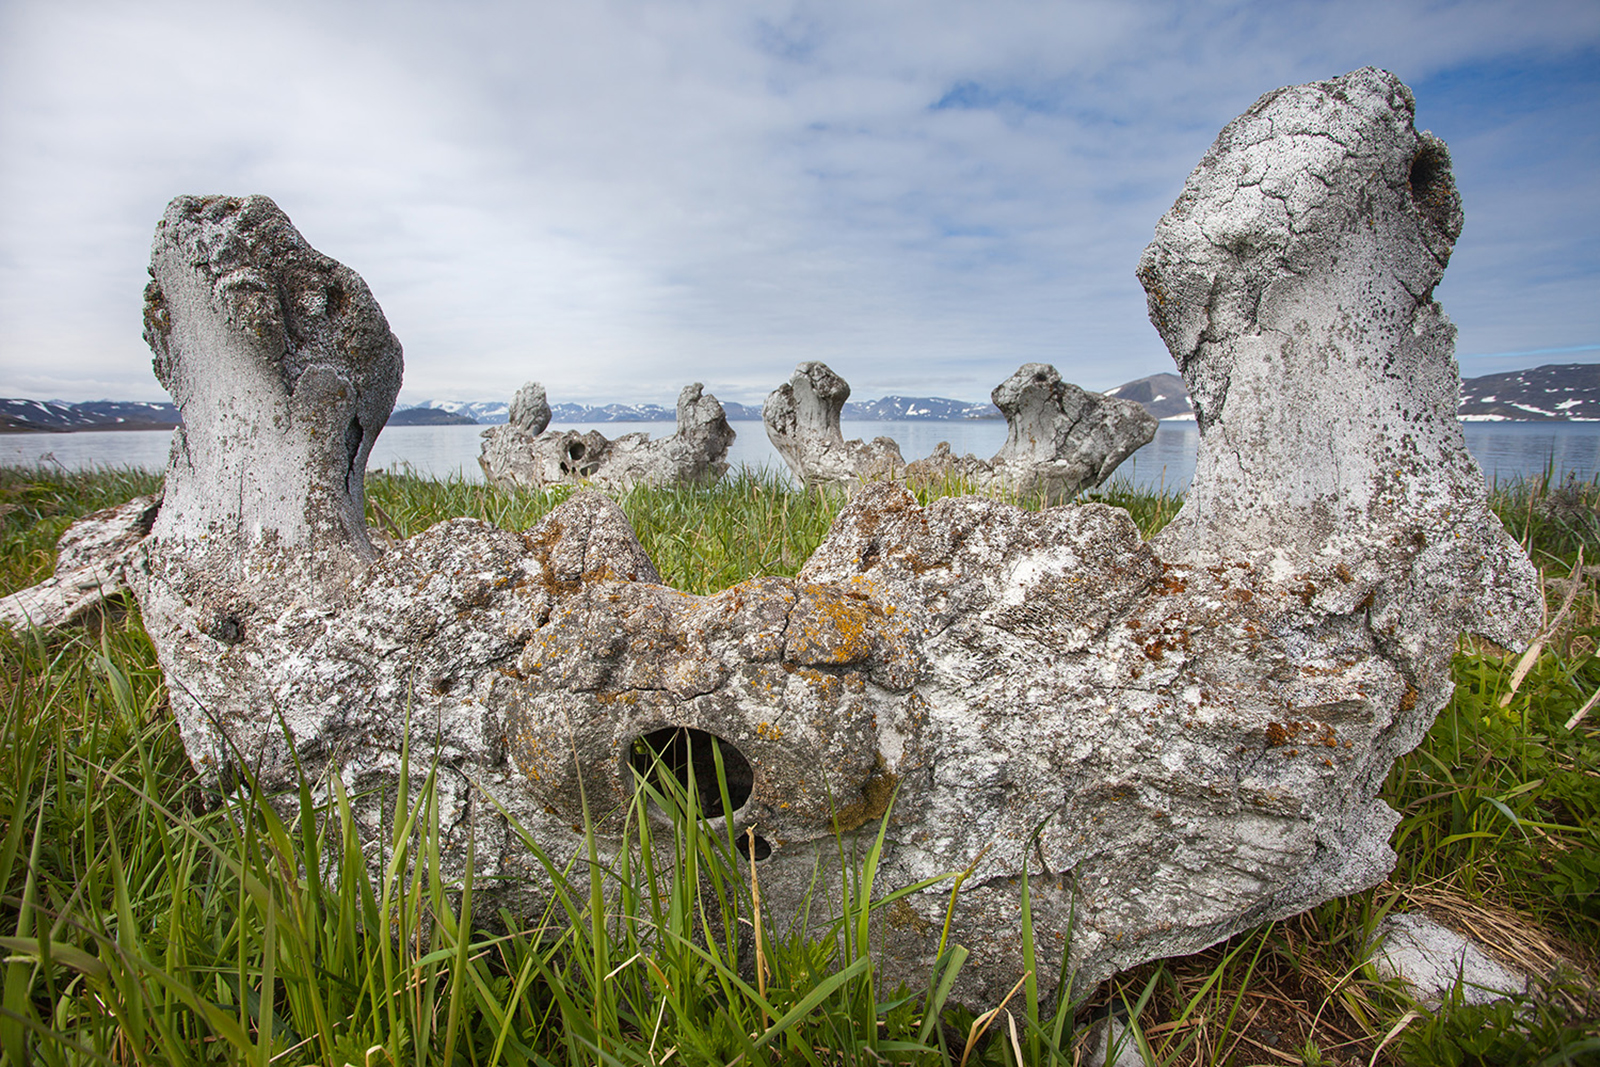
left=477, top=361, right=1157, bottom=502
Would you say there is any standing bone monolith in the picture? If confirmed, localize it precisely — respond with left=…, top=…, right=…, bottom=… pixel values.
left=989, top=362, right=1156, bottom=497
left=1136, top=66, right=1531, bottom=710
left=762, top=361, right=905, bottom=485
left=9, top=65, right=1534, bottom=1011
left=136, top=193, right=403, bottom=773
left=478, top=382, right=735, bottom=489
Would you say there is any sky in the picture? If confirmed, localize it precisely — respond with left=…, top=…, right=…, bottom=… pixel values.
left=0, top=1, right=1596, bottom=409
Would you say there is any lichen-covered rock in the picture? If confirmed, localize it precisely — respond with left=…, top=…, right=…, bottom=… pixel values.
left=479, top=383, right=735, bottom=490
left=18, top=68, right=1539, bottom=1011
left=762, top=362, right=905, bottom=486
left=0, top=493, right=161, bottom=629
left=902, top=363, right=1157, bottom=502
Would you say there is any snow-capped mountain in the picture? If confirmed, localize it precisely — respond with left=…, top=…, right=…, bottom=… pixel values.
left=1457, top=363, right=1600, bottom=421
left=14, top=363, right=1600, bottom=433
left=396, top=399, right=511, bottom=424
left=0, top=398, right=180, bottom=432
left=550, top=402, right=673, bottom=422
left=841, top=396, right=1000, bottom=420
left=1105, top=373, right=1194, bottom=419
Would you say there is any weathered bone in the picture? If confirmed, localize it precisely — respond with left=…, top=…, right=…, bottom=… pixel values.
left=901, top=362, right=1158, bottom=501
left=762, top=361, right=905, bottom=485
left=7, top=68, right=1543, bottom=1007
left=508, top=381, right=552, bottom=434
left=478, top=382, right=735, bottom=489
left=132, top=192, right=404, bottom=771
left=0, top=494, right=161, bottom=629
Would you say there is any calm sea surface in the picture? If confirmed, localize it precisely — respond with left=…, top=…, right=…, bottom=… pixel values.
left=5, top=419, right=1599, bottom=492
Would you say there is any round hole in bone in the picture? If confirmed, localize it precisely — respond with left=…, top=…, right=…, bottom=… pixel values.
left=736, top=833, right=772, bottom=861
left=209, top=613, right=244, bottom=645
left=627, top=727, right=753, bottom=819
left=566, top=440, right=587, bottom=462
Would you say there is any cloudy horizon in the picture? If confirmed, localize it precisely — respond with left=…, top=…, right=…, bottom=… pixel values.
left=2, top=1, right=1595, bottom=410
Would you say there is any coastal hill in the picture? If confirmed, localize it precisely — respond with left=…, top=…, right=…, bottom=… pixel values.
left=1104, top=373, right=1192, bottom=419
left=1458, top=363, right=1600, bottom=420
left=5, top=363, right=1596, bottom=432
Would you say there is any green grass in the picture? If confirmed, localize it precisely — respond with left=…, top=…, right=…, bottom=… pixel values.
left=1, top=464, right=1596, bottom=1065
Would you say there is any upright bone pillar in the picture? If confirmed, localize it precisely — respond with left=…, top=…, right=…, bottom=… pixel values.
left=139, top=194, right=402, bottom=771
left=1137, top=67, right=1536, bottom=706
left=988, top=362, right=1157, bottom=500
left=143, top=194, right=401, bottom=599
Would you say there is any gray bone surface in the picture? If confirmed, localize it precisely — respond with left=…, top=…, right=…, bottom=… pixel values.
left=903, top=362, right=1157, bottom=502
left=762, top=361, right=905, bottom=486
left=478, top=382, right=735, bottom=490
left=14, top=67, right=1542, bottom=1007
left=133, top=193, right=404, bottom=772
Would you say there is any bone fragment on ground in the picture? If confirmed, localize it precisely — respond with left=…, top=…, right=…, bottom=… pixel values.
left=0, top=494, right=161, bottom=630
left=901, top=362, right=1157, bottom=501
left=1367, top=912, right=1533, bottom=1008
left=478, top=381, right=735, bottom=489
left=762, top=361, right=905, bottom=486
left=10, top=66, right=1542, bottom=1008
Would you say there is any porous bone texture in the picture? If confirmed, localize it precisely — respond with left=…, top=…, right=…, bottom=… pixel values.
left=15, top=66, right=1539, bottom=1008
left=478, top=382, right=735, bottom=490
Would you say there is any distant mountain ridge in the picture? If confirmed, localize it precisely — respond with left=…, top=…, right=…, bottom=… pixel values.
left=1104, top=373, right=1193, bottom=419
left=0, top=398, right=180, bottom=432
left=842, top=395, right=1000, bottom=420
left=1458, top=364, right=1600, bottom=421
left=396, top=395, right=998, bottom=423
left=8, top=364, right=1598, bottom=432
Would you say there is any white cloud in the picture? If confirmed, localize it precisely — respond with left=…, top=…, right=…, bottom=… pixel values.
left=1, top=0, right=1595, bottom=408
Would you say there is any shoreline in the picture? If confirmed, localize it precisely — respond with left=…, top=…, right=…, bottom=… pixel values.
left=6, top=417, right=1600, bottom=435
left=0, top=422, right=179, bottom=435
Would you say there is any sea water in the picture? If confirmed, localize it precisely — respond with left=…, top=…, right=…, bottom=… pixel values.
left=5, top=419, right=1599, bottom=492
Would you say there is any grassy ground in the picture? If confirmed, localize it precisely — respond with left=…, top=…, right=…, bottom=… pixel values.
left=0, top=465, right=1595, bottom=1065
